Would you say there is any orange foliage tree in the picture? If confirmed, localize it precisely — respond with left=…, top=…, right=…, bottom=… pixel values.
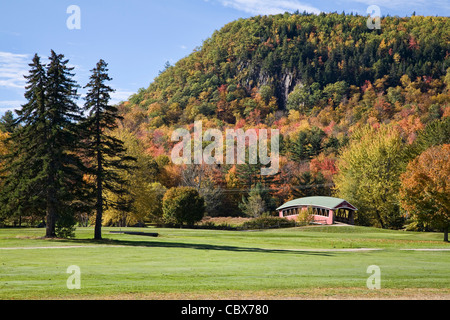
left=400, top=144, right=450, bottom=241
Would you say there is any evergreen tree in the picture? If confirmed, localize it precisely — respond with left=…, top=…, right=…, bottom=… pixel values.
left=292, top=171, right=330, bottom=199
left=239, top=185, right=265, bottom=218
left=239, top=182, right=275, bottom=217
left=289, top=127, right=326, bottom=162
left=0, top=54, right=48, bottom=224
left=409, top=117, right=450, bottom=159
left=0, top=111, right=17, bottom=134
left=83, top=59, right=135, bottom=240
left=42, top=50, right=88, bottom=238
left=0, top=51, right=88, bottom=238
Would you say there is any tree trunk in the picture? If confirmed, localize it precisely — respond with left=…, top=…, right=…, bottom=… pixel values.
left=375, top=209, right=385, bottom=229
left=45, top=198, right=56, bottom=238
left=94, top=114, right=103, bottom=240
left=444, top=227, right=449, bottom=242
left=94, top=176, right=103, bottom=240
left=45, top=170, right=57, bottom=238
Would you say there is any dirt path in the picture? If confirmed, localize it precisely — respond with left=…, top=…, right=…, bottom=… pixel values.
left=0, top=245, right=122, bottom=250
left=273, top=248, right=383, bottom=252
left=400, top=248, right=450, bottom=251
left=1, top=246, right=449, bottom=251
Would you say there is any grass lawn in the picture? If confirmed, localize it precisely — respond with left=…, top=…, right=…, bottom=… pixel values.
left=0, top=225, right=449, bottom=300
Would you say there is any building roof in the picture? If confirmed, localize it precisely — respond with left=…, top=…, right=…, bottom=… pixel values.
left=276, top=196, right=357, bottom=211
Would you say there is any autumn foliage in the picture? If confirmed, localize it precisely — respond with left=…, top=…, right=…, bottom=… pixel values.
left=2, top=13, right=449, bottom=234
left=400, top=144, right=450, bottom=241
left=113, top=13, right=450, bottom=229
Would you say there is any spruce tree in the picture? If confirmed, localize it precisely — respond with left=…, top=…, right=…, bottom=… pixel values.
left=0, top=111, right=17, bottom=134
left=44, top=50, right=88, bottom=238
left=83, top=60, right=135, bottom=240
left=0, top=51, right=88, bottom=238
left=0, top=54, right=48, bottom=223
left=46, top=51, right=89, bottom=236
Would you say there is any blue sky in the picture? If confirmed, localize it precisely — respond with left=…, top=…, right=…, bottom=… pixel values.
left=1, top=0, right=449, bottom=115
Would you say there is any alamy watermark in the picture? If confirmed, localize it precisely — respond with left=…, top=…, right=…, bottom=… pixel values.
left=66, top=265, right=81, bottom=290
left=367, top=5, right=381, bottom=30
left=366, top=265, right=381, bottom=290
left=66, top=5, right=81, bottom=30
left=171, top=121, right=280, bottom=176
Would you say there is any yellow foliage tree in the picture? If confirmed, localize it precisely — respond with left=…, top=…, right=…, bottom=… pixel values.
left=334, top=125, right=408, bottom=229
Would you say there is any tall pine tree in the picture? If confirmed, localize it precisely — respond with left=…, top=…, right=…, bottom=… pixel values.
left=0, top=51, right=88, bottom=238
left=0, top=54, right=48, bottom=224
left=44, top=50, right=88, bottom=238
left=83, top=59, right=135, bottom=240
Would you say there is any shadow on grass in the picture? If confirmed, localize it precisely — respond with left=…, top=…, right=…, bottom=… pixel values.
left=57, top=236, right=333, bottom=257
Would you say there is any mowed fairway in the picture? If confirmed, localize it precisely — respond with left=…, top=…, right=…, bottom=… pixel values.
left=0, top=226, right=449, bottom=300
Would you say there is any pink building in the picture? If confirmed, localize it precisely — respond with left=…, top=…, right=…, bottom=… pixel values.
left=276, top=196, right=357, bottom=225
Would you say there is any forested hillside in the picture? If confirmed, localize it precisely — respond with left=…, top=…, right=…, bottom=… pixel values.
left=122, top=13, right=448, bottom=125
left=113, top=13, right=449, bottom=230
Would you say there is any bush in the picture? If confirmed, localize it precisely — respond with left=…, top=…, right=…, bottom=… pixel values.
left=297, top=207, right=314, bottom=226
left=240, top=216, right=296, bottom=230
left=162, top=187, right=205, bottom=226
left=55, top=213, right=76, bottom=238
left=193, top=221, right=237, bottom=230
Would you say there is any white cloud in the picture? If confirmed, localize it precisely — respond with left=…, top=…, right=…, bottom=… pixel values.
left=0, top=100, right=24, bottom=106
left=217, top=0, right=321, bottom=15
left=352, top=0, right=423, bottom=6
left=0, top=52, right=30, bottom=89
left=110, top=89, right=135, bottom=105
left=0, top=100, right=25, bottom=115
left=351, top=0, right=449, bottom=12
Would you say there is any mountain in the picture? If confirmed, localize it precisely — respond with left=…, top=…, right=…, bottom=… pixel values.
left=119, top=12, right=449, bottom=130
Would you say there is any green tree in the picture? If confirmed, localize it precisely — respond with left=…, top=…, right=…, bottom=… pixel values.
left=162, top=186, right=205, bottom=226
left=408, top=117, right=450, bottom=159
left=83, top=59, right=135, bottom=240
left=286, top=82, right=322, bottom=113
left=0, top=54, right=47, bottom=226
left=334, top=125, right=408, bottom=229
left=1, top=52, right=88, bottom=238
left=259, top=85, right=274, bottom=104
left=42, top=50, right=88, bottom=238
left=0, top=111, right=16, bottom=134
left=239, top=182, right=274, bottom=217
left=181, top=164, right=224, bottom=217
left=289, top=126, right=326, bottom=161
left=292, top=171, right=329, bottom=199
left=235, top=163, right=262, bottom=190
left=322, top=81, right=348, bottom=106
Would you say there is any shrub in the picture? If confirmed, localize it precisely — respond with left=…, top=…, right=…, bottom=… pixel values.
left=240, top=216, right=296, bottom=230
left=55, top=212, right=76, bottom=239
left=297, top=207, right=314, bottom=226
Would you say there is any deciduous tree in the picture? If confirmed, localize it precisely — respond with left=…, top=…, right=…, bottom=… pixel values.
left=162, top=186, right=205, bottom=226
left=400, top=144, right=450, bottom=241
left=334, top=125, right=408, bottom=228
